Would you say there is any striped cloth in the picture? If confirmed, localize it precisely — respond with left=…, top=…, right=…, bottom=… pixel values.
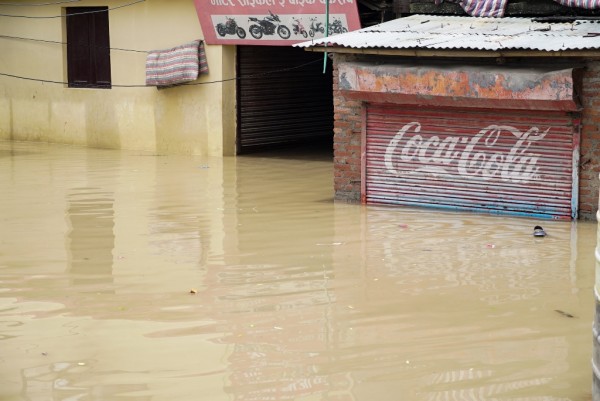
left=441, top=0, right=600, bottom=17
left=457, top=0, right=507, bottom=17
left=146, top=40, right=208, bottom=87
left=555, top=0, right=600, bottom=8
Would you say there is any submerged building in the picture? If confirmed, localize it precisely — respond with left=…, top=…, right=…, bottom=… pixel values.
left=3, top=0, right=600, bottom=219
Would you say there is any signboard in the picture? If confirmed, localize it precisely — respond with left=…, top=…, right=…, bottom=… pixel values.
left=193, top=0, right=361, bottom=46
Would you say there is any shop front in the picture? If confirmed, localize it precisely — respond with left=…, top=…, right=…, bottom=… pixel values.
left=194, top=0, right=361, bottom=153
left=296, top=14, right=600, bottom=219
left=341, top=63, right=581, bottom=219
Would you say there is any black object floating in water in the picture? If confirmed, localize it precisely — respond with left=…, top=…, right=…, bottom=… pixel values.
left=554, top=309, right=575, bottom=318
left=533, top=225, right=546, bottom=237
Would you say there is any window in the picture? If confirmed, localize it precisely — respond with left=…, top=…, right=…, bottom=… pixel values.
left=66, top=7, right=111, bottom=88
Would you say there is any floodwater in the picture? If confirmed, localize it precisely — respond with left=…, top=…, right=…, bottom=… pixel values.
left=0, top=140, right=596, bottom=401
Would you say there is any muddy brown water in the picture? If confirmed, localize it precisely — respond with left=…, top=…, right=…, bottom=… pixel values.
left=0, top=140, right=595, bottom=401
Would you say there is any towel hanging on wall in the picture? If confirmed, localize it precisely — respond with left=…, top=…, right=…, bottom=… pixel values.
left=146, top=40, right=208, bottom=87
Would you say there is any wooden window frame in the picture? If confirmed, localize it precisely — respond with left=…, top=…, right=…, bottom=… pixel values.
left=66, top=7, right=112, bottom=89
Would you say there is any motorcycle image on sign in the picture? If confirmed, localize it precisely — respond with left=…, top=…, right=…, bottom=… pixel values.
left=215, top=17, right=246, bottom=39
left=308, top=17, right=325, bottom=37
left=292, top=18, right=308, bottom=38
left=249, top=11, right=291, bottom=40
left=328, top=17, right=348, bottom=34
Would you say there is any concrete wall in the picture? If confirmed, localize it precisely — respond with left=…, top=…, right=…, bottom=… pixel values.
left=0, top=0, right=236, bottom=156
left=332, top=54, right=599, bottom=220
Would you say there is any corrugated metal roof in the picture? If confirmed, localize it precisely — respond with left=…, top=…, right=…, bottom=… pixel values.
left=294, top=14, right=600, bottom=52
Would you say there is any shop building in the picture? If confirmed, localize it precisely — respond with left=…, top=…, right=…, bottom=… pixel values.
left=296, top=14, right=600, bottom=220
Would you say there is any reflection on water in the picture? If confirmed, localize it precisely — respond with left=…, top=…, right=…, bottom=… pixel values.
left=67, top=188, right=115, bottom=288
left=0, top=141, right=595, bottom=401
left=22, top=359, right=149, bottom=401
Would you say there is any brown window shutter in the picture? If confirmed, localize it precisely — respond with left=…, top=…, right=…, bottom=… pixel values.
left=66, top=7, right=111, bottom=88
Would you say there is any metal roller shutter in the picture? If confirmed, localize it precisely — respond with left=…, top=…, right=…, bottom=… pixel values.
left=237, top=46, right=333, bottom=153
left=365, top=104, right=580, bottom=219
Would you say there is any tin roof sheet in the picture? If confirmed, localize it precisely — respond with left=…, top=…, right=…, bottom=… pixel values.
left=294, top=14, right=600, bottom=52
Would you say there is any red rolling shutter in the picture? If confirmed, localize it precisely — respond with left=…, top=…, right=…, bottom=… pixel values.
left=364, top=104, right=580, bottom=220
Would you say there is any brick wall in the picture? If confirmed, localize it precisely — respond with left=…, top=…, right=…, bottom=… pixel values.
left=333, top=54, right=363, bottom=202
left=580, top=61, right=600, bottom=220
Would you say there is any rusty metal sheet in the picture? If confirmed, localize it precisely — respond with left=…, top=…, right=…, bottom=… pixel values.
left=364, top=104, right=579, bottom=219
left=339, top=63, right=579, bottom=111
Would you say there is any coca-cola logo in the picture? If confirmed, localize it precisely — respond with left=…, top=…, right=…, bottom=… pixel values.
left=383, top=122, right=549, bottom=184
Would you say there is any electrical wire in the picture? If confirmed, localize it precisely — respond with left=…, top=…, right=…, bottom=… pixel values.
left=0, top=72, right=65, bottom=85
left=0, top=0, right=144, bottom=18
left=0, top=58, right=324, bottom=88
left=0, top=0, right=81, bottom=6
left=0, top=34, right=148, bottom=53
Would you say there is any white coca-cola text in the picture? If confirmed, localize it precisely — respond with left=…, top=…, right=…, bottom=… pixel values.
left=383, top=122, right=549, bottom=183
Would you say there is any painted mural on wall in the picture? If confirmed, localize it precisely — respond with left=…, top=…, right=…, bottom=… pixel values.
left=384, top=122, right=549, bottom=184
left=194, top=0, right=360, bottom=45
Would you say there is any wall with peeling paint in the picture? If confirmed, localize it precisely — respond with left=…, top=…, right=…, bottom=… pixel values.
left=338, top=62, right=579, bottom=111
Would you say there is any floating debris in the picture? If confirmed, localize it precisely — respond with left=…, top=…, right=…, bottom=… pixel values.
left=533, top=226, right=546, bottom=237
left=189, top=289, right=197, bottom=294
left=554, top=309, right=575, bottom=318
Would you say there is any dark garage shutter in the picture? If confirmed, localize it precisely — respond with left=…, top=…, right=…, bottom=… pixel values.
left=237, top=46, right=333, bottom=153
left=365, top=104, right=580, bottom=220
